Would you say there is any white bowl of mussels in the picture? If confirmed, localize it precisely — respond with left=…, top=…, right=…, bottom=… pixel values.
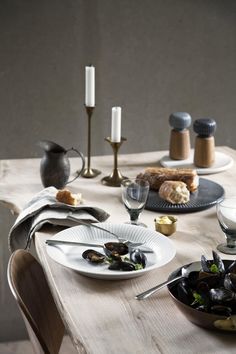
left=167, top=251, right=236, bottom=331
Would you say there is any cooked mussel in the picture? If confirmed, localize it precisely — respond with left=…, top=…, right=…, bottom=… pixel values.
left=209, top=288, right=236, bottom=303
left=82, top=249, right=106, bottom=264
left=104, top=242, right=129, bottom=257
left=226, top=260, right=236, bottom=274
left=224, top=273, right=236, bottom=292
left=108, top=251, right=122, bottom=261
left=197, top=273, right=221, bottom=289
left=177, top=279, right=194, bottom=305
left=212, top=251, right=225, bottom=273
left=187, top=271, right=199, bottom=287
left=130, top=249, right=147, bottom=268
left=201, top=250, right=225, bottom=274
left=210, top=305, right=232, bottom=317
left=108, top=260, right=135, bottom=271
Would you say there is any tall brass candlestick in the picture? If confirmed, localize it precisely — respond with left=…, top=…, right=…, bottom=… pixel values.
left=81, top=106, right=101, bottom=178
left=102, top=137, right=127, bottom=187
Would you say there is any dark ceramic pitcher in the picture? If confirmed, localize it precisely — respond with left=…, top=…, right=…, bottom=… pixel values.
left=39, top=140, right=85, bottom=189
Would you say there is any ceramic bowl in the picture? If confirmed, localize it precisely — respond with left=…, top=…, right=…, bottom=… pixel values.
left=167, top=260, right=236, bottom=332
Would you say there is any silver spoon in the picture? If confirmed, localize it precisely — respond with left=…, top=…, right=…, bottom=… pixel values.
left=67, top=217, right=146, bottom=248
left=135, top=262, right=201, bottom=300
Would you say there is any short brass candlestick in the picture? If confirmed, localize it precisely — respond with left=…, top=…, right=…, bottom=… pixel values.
left=81, top=106, right=101, bottom=178
left=102, top=137, right=128, bottom=187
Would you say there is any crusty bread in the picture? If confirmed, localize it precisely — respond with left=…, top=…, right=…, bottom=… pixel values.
left=159, top=180, right=190, bottom=204
left=137, top=167, right=199, bottom=192
left=56, top=189, right=82, bottom=206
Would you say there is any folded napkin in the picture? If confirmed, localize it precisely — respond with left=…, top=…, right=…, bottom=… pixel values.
left=9, top=187, right=110, bottom=251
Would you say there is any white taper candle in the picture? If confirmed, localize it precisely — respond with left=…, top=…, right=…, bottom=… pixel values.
left=85, top=65, right=95, bottom=107
left=111, top=107, right=121, bottom=142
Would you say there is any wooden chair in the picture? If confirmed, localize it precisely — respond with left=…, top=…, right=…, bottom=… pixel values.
left=7, top=249, right=65, bottom=354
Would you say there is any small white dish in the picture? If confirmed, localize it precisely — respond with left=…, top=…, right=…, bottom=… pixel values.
left=46, top=223, right=176, bottom=280
left=160, top=150, right=233, bottom=175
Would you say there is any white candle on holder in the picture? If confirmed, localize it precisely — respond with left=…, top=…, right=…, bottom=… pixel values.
left=85, top=65, right=95, bottom=107
left=111, top=107, right=121, bottom=142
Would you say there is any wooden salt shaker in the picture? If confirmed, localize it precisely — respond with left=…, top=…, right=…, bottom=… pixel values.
left=169, top=112, right=191, bottom=160
left=193, top=118, right=216, bottom=168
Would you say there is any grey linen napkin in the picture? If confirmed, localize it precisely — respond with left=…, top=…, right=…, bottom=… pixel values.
left=8, top=187, right=110, bottom=252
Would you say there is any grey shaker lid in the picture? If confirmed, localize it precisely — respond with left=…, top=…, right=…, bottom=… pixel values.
left=193, top=118, right=216, bottom=137
left=169, top=112, right=192, bottom=131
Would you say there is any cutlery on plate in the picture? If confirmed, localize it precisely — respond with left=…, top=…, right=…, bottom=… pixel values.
left=135, top=262, right=201, bottom=300
left=46, top=239, right=144, bottom=248
left=45, top=239, right=153, bottom=253
left=67, top=216, right=146, bottom=247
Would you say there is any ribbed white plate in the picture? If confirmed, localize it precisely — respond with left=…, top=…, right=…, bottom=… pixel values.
left=160, top=151, right=233, bottom=175
left=46, top=223, right=176, bottom=280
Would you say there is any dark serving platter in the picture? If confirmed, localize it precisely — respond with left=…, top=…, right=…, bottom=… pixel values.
left=145, top=178, right=224, bottom=213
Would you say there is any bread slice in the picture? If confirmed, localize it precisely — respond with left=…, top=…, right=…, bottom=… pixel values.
left=56, top=189, right=82, bottom=206
left=137, top=167, right=199, bottom=192
left=159, top=180, right=190, bottom=204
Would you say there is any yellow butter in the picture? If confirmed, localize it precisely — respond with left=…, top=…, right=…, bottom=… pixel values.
left=157, top=216, right=173, bottom=224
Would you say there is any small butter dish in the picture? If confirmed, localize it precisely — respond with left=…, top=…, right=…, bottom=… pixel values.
left=154, top=215, right=177, bottom=236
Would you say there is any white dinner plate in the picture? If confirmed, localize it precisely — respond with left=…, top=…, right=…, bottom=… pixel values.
left=160, top=151, right=233, bottom=174
left=46, top=223, right=176, bottom=280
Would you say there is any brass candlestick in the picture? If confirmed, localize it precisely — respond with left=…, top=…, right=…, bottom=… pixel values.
left=102, top=137, right=128, bottom=187
left=81, top=106, right=101, bottom=178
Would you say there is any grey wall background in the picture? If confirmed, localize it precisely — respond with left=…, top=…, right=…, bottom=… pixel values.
left=0, top=0, right=236, bottom=160
left=0, top=0, right=236, bottom=342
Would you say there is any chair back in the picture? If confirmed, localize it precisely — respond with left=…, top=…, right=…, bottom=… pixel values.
left=7, top=249, right=64, bottom=354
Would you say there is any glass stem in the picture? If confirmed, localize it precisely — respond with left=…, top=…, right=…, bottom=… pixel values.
left=129, top=210, right=140, bottom=224
left=226, top=238, right=236, bottom=248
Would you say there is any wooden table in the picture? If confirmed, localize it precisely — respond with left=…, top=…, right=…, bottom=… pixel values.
left=1, top=147, right=236, bottom=353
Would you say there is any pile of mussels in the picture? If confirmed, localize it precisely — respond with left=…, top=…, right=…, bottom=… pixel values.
left=174, top=251, right=236, bottom=317
left=82, top=242, right=147, bottom=271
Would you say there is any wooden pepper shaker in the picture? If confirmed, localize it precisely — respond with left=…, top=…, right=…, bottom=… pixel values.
left=193, top=118, right=216, bottom=168
left=169, top=112, right=191, bottom=160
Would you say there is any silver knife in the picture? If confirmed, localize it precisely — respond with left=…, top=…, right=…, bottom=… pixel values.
left=46, top=239, right=104, bottom=248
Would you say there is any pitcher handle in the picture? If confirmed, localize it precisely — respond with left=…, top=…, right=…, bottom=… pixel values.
left=66, top=147, right=85, bottom=185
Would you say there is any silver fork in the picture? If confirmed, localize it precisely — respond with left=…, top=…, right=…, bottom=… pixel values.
left=67, top=217, right=145, bottom=248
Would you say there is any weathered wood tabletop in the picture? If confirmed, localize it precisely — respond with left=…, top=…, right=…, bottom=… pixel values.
left=1, top=147, right=236, bottom=353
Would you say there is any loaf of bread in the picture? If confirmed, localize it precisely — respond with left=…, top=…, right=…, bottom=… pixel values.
left=56, top=189, right=82, bottom=206
left=137, top=167, right=198, bottom=192
left=159, top=181, right=190, bottom=204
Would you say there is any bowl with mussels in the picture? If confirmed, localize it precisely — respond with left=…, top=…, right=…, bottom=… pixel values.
left=167, top=251, right=236, bottom=331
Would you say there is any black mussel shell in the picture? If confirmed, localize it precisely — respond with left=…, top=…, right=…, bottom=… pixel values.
left=210, top=305, right=232, bottom=317
left=187, top=271, right=199, bottom=287
left=209, top=288, right=236, bottom=303
left=201, top=251, right=225, bottom=274
left=119, top=261, right=136, bottom=271
left=195, top=281, right=211, bottom=307
left=82, top=249, right=106, bottom=264
left=108, top=260, right=135, bottom=271
left=224, top=273, right=236, bottom=292
left=196, top=281, right=210, bottom=294
left=212, top=250, right=225, bottom=273
left=104, top=242, right=129, bottom=257
left=130, top=249, right=147, bottom=268
left=177, top=280, right=194, bottom=305
left=201, top=255, right=211, bottom=273
left=197, top=273, right=221, bottom=289
left=226, top=260, right=236, bottom=274
left=108, top=261, right=122, bottom=270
